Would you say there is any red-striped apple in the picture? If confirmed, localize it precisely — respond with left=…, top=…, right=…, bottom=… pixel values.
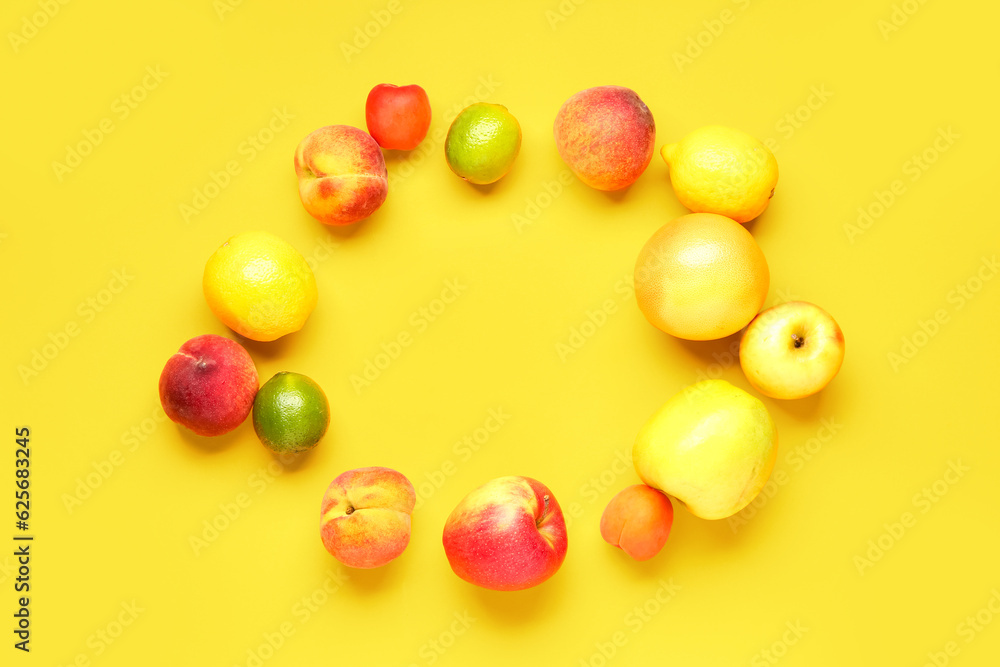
left=442, top=476, right=567, bottom=591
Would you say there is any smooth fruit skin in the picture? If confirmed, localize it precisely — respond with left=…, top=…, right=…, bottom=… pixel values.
left=600, top=485, right=673, bottom=561
left=634, top=212, right=769, bottom=341
left=366, top=83, right=432, bottom=150
left=252, top=371, right=330, bottom=453
left=203, top=230, right=318, bottom=342
left=740, top=301, right=845, bottom=400
left=320, top=467, right=415, bottom=569
left=294, top=125, right=388, bottom=225
left=444, top=103, right=522, bottom=185
left=442, top=476, right=567, bottom=591
left=553, top=85, right=655, bottom=191
left=661, top=125, right=778, bottom=223
left=633, top=380, right=778, bottom=520
left=158, top=334, right=258, bottom=437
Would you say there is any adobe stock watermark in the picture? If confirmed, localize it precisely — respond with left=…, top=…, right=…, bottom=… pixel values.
left=214, top=0, right=247, bottom=20
left=387, top=75, right=502, bottom=190
left=340, top=0, right=405, bottom=63
left=556, top=274, right=635, bottom=363
left=179, top=107, right=296, bottom=223
left=563, top=448, right=633, bottom=530
left=843, top=126, right=958, bottom=244
left=405, top=611, right=477, bottom=667
left=511, top=170, right=574, bottom=234
left=8, top=0, right=71, bottom=54
left=887, top=254, right=997, bottom=372
left=919, top=588, right=1000, bottom=667
left=55, top=600, right=144, bottom=666
left=62, top=405, right=167, bottom=514
left=349, top=278, right=468, bottom=394
left=877, top=0, right=931, bottom=41
left=761, top=86, right=834, bottom=156
left=18, top=267, right=135, bottom=386
left=750, top=620, right=809, bottom=666
left=189, top=450, right=301, bottom=556
left=727, top=417, right=843, bottom=533
left=52, top=66, right=169, bottom=182
left=854, top=459, right=969, bottom=575
left=303, top=234, right=340, bottom=273
left=414, top=408, right=511, bottom=510
left=578, top=579, right=682, bottom=666
left=232, top=569, right=349, bottom=667
left=673, top=0, right=753, bottom=73
left=545, top=0, right=589, bottom=30
left=0, top=555, right=14, bottom=584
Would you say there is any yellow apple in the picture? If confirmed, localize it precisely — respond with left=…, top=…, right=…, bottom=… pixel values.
left=633, top=380, right=778, bottom=520
left=739, top=301, right=845, bottom=400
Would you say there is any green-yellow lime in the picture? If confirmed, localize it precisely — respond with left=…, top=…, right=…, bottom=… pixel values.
left=252, top=372, right=330, bottom=453
left=203, top=230, right=317, bottom=342
left=445, top=103, right=521, bottom=185
left=661, top=126, right=778, bottom=223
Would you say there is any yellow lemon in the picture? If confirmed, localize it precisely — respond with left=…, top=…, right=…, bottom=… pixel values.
left=203, top=231, right=317, bottom=342
left=661, top=126, right=778, bottom=223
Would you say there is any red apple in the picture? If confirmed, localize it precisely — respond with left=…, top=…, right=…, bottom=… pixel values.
left=365, top=83, right=432, bottom=150
left=158, top=334, right=258, bottom=436
left=442, top=476, right=567, bottom=591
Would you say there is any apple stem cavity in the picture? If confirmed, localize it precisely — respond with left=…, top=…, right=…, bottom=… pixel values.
left=345, top=506, right=355, bottom=515
left=537, top=494, right=550, bottom=527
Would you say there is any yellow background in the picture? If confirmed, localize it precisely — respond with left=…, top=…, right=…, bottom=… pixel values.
left=3, top=0, right=999, bottom=664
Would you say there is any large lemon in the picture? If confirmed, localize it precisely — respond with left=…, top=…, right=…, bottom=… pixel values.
left=203, top=231, right=317, bottom=342
left=633, top=379, right=778, bottom=520
left=634, top=213, right=769, bottom=341
left=661, top=125, right=778, bottom=223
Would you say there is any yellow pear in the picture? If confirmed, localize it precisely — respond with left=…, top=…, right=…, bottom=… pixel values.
left=633, top=380, right=778, bottom=520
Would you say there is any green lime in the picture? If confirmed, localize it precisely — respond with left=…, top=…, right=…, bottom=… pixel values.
left=444, top=103, right=521, bottom=184
left=252, top=372, right=329, bottom=453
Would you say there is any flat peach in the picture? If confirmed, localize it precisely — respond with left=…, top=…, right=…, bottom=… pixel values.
left=320, top=467, right=415, bottom=569
left=294, top=125, right=387, bottom=225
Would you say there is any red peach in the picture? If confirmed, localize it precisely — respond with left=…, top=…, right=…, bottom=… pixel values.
left=553, top=85, right=656, bottom=191
left=442, top=476, right=567, bottom=591
left=320, top=467, right=415, bottom=569
left=600, top=484, right=674, bottom=561
left=158, top=334, right=258, bottom=437
left=293, top=125, right=388, bottom=225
